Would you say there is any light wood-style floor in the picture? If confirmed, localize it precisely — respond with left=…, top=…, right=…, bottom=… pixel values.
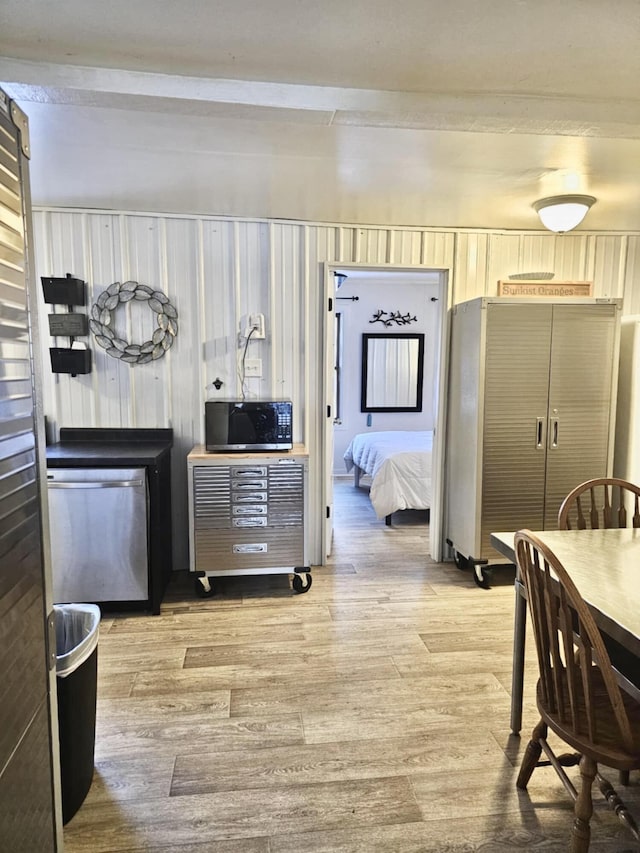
left=63, top=479, right=640, bottom=852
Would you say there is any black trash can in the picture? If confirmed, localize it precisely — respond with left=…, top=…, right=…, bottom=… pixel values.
left=54, top=603, right=101, bottom=824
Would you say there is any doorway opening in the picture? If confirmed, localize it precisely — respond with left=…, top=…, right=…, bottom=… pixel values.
left=322, top=264, right=450, bottom=561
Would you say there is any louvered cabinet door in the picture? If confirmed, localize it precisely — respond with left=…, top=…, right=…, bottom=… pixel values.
left=479, top=303, right=553, bottom=556
left=0, top=95, right=57, bottom=850
left=543, top=303, right=618, bottom=527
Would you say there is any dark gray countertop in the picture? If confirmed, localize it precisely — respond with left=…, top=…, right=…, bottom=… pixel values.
left=46, top=427, right=173, bottom=468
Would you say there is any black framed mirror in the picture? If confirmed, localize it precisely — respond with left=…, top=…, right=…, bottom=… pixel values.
left=361, top=332, right=425, bottom=412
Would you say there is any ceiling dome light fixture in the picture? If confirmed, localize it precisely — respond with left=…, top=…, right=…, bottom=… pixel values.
left=533, top=194, right=596, bottom=234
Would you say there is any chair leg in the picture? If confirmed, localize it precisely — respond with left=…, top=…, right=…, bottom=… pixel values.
left=597, top=772, right=640, bottom=843
left=516, top=718, right=547, bottom=790
left=570, top=754, right=596, bottom=853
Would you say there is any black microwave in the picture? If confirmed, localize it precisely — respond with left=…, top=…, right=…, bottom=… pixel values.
left=205, top=400, right=293, bottom=451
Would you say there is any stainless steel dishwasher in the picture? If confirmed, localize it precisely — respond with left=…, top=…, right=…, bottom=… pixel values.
left=47, top=467, right=149, bottom=604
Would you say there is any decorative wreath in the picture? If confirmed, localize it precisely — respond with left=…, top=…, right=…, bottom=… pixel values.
left=89, top=281, right=178, bottom=365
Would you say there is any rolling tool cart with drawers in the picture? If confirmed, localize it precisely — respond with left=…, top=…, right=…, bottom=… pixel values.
left=187, top=445, right=311, bottom=596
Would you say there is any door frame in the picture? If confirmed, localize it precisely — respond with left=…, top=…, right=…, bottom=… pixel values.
left=321, top=261, right=451, bottom=561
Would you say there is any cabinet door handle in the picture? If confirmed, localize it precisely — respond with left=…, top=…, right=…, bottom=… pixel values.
left=536, top=417, right=545, bottom=449
left=549, top=417, right=559, bottom=449
left=47, top=479, right=144, bottom=489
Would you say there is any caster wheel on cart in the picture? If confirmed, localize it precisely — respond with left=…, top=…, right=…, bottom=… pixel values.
left=472, top=565, right=491, bottom=590
left=194, top=577, right=216, bottom=598
left=292, top=573, right=312, bottom=594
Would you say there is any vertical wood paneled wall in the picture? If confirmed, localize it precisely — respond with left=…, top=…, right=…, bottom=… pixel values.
left=32, top=209, right=640, bottom=570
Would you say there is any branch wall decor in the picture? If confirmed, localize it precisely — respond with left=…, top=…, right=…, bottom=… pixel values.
left=369, top=309, right=417, bottom=327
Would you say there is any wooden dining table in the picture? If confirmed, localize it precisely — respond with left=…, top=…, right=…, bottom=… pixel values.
left=490, top=527, right=640, bottom=735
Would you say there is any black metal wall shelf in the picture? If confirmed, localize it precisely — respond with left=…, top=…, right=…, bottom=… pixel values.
left=49, top=347, right=92, bottom=375
left=41, top=273, right=92, bottom=376
left=47, top=313, right=89, bottom=337
left=41, top=274, right=85, bottom=305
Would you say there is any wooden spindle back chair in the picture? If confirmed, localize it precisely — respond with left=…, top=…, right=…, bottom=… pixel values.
left=514, top=530, right=640, bottom=852
left=558, top=477, right=640, bottom=532
left=558, top=476, right=640, bottom=789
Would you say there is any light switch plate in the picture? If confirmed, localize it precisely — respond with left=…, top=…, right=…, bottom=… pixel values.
left=245, top=358, right=262, bottom=377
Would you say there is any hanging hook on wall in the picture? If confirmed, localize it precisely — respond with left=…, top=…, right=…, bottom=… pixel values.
left=333, top=272, right=348, bottom=289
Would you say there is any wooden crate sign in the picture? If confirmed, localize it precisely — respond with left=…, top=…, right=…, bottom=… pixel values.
left=498, top=280, right=593, bottom=297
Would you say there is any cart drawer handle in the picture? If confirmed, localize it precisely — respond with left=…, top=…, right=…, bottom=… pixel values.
left=233, top=543, right=268, bottom=553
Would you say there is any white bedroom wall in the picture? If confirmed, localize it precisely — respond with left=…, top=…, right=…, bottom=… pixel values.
left=31, top=208, right=640, bottom=570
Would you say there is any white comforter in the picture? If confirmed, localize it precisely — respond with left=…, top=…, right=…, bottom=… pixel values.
left=343, top=430, right=433, bottom=519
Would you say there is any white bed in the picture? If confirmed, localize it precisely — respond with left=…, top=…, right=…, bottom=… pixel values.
left=343, top=430, right=433, bottom=522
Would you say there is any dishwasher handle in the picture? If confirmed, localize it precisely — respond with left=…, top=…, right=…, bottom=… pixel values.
left=47, top=478, right=145, bottom=489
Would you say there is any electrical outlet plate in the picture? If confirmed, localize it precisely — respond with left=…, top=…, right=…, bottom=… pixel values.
left=248, top=313, right=265, bottom=339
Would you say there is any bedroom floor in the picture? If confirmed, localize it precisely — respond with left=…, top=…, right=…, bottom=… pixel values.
left=61, top=478, right=640, bottom=852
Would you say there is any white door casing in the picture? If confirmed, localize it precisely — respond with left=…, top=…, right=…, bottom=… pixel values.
left=322, top=264, right=336, bottom=557
left=321, top=262, right=450, bottom=561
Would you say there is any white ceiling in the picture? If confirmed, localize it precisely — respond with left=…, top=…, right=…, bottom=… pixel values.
left=2, top=0, right=640, bottom=230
